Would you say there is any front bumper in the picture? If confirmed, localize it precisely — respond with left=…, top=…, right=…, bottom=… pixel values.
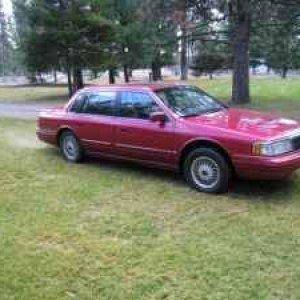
left=232, top=151, right=300, bottom=180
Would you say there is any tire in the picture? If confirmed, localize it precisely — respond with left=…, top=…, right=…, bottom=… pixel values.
left=59, top=131, right=83, bottom=163
left=183, top=147, right=230, bottom=194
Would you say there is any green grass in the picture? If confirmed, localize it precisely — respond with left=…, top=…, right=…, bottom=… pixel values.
left=193, top=77, right=300, bottom=117
left=0, top=85, right=68, bottom=103
left=1, top=77, right=300, bottom=116
left=0, top=78, right=300, bottom=298
left=0, top=118, right=299, bottom=299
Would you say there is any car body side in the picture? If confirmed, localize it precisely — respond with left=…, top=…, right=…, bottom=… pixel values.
left=37, top=85, right=300, bottom=180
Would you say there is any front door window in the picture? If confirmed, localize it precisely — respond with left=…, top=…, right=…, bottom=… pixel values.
left=119, top=92, right=163, bottom=119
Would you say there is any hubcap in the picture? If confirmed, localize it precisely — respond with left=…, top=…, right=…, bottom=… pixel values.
left=191, top=156, right=220, bottom=189
left=63, top=135, right=78, bottom=160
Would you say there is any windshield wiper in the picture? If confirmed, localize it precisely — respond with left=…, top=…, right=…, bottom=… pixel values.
left=182, top=107, right=224, bottom=117
left=202, top=107, right=224, bottom=114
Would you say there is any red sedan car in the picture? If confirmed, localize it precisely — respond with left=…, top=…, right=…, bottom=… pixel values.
left=37, top=84, right=300, bottom=193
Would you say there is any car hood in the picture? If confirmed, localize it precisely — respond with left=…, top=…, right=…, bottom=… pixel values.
left=184, top=108, right=300, bottom=140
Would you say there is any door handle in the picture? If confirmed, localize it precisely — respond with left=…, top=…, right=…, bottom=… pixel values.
left=120, top=128, right=130, bottom=133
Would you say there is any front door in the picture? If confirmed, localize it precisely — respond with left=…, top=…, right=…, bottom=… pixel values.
left=114, top=91, right=176, bottom=167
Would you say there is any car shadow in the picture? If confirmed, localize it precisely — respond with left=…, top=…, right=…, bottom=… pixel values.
left=85, top=155, right=297, bottom=201
left=43, top=147, right=297, bottom=202
left=84, top=156, right=183, bottom=184
left=228, top=178, right=296, bottom=202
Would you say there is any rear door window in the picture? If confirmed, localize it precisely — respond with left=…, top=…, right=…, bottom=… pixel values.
left=69, top=93, right=87, bottom=113
left=82, top=92, right=117, bottom=116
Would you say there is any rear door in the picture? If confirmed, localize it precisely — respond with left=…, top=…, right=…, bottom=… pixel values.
left=68, top=91, right=118, bottom=154
left=114, top=91, right=176, bottom=166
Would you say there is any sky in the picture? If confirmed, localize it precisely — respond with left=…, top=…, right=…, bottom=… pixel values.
left=3, top=0, right=13, bottom=16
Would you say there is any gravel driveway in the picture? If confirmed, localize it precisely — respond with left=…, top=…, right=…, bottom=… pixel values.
left=0, top=102, right=61, bottom=119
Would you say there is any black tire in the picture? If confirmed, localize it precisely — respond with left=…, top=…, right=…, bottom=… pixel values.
left=183, top=147, right=230, bottom=194
left=59, top=131, right=83, bottom=163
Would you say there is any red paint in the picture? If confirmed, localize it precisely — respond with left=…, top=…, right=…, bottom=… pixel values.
left=37, top=84, right=300, bottom=180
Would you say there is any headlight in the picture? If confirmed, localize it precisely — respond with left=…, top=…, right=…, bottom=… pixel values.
left=252, top=139, right=293, bottom=156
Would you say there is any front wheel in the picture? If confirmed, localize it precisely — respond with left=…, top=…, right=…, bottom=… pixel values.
left=60, top=131, right=83, bottom=163
left=183, top=148, right=230, bottom=194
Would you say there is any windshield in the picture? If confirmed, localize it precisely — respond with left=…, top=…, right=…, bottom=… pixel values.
left=156, top=86, right=226, bottom=117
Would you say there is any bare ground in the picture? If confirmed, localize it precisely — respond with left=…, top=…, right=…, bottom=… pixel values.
left=0, top=102, right=60, bottom=119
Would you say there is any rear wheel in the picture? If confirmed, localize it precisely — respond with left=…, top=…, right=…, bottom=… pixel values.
left=60, top=131, right=83, bottom=163
left=183, top=148, right=230, bottom=194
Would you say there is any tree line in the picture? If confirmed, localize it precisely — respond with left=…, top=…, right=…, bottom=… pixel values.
left=12, top=0, right=300, bottom=104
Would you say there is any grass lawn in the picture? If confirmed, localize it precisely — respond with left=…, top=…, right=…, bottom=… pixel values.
left=0, top=117, right=299, bottom=299
left=0, top=77, right=299, bottom=299
left=192, top=76, right=300, bottom=118
left=0, top=77, right=300, bottom=118
left=0, top=85, right=69, bottom=103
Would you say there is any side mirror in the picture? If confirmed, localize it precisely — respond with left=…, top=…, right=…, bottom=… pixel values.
left=150, top=111, right=166, bottom=124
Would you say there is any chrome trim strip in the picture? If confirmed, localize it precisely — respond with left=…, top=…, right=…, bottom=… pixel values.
left=115, top=143, right=177, bottom=154
left=82, top=139, right=111, bottom=146
left=86, top=151, right=177, bottom=170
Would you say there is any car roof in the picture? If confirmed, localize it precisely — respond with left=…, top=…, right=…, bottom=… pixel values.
left=80, top=82, right=189, bottom=93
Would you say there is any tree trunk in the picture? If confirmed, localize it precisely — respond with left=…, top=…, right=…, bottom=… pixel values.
left=179, top=0, right=188, bottom=81
left=123, top=65, right=130, bottom=83
left=109, top=69, right=115, bottom=84
left=72, top=68, right=84, bottom=92
left=180, top=24, right=188, bottom=81
left=91, top=69, right=98, bottom=80
left=38, top=72, right=44, bottom=84
left=157, top=64, right=162, bottom=80
left=231, top=0, right=251, bottom=104
left=28, top=72, right=37, bottom=84
left=281, top=67, right=288, bottom=79
left=53, top=69, right=57, bottom=84
left=67, top=66, right=73, bottom=97
left=151, top=63, right=156, bottom=81
left=151, top=62, right=162, bottom=81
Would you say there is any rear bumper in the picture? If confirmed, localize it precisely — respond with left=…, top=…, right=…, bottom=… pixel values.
left=36, top=128, right=57, bottom=145
left=233, top=151, right=300, bottom=180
